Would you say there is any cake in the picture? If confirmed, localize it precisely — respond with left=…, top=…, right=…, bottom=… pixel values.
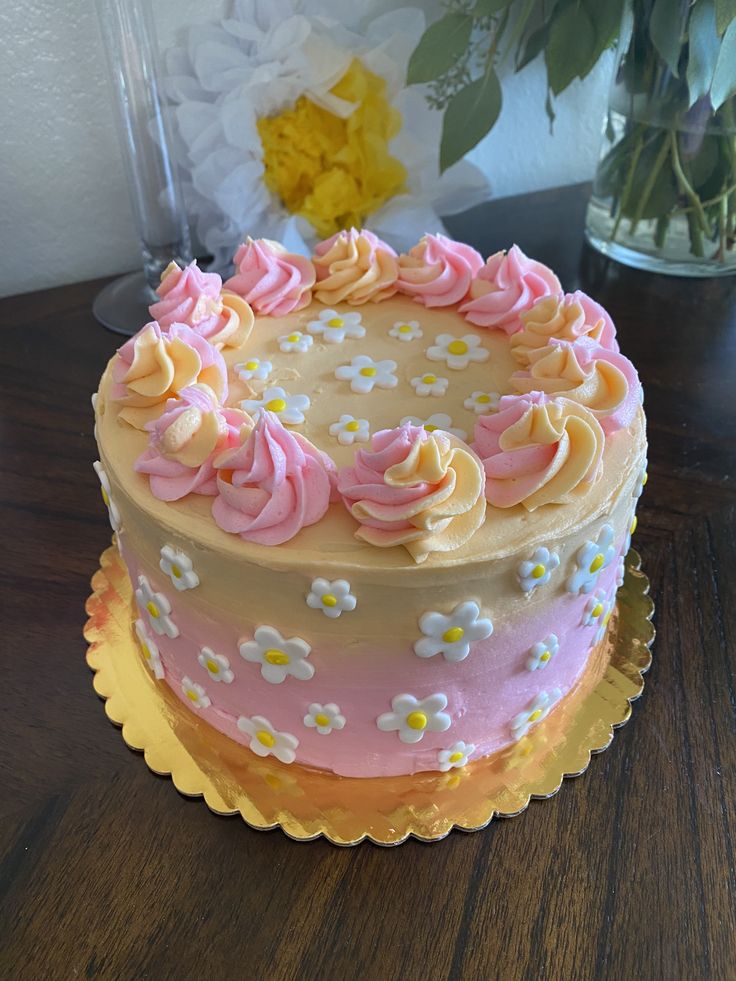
left=92, top=229, right=646, bottom=779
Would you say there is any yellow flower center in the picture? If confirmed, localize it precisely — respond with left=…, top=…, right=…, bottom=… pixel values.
left=443, top=626, right=465, bottom=643
left=531, top=564, right=546, bottom=579
left=257, top=730, right=276, bottom=748
left=591, top=603, right=604, bottom=618
left=287, top=333, right=300, bottom=343
left=539, top=650, right=551, bottom=662
left=264, top=648, right=290, bottom=665
left=642, top=471, right=648, bottom=486
left=589, top=552, right=605, bottom=574
left=448, top=751, right=464, bottom=764
left=257, top=59, right=407, bottom=238
left=245, top=360, right=259, bottom=370
left=424, top=424, right=438, bottom=432
left=314, top=713, right=331, bottom=727
left=171, top=564, right=182, bottom=579
left=101, top=487, right=109, bottom=506
left=146, top=601, right=159, bottom=619
left=406, top=711, right=427, bottom=731
left=206, top=658, right=219, bottom=674
left=528, top=709, right=543, bottom=723
left=265, top=398, right=287, bottom=413
left=398, top=324, right=413, bottom=333
left=186, top=689, right=199, bottom=703
left=476, top=394, right=491, bottom=404
left=327, top=317, right=344, bottom=328
left=630, top=515, right=638, bottom=535
left=603, top=610, right=612, bottom=626
left=447, top=340, right=468, bottom=356
left=141, top=643, right=150, bottom=660
left=322, top=594, right=338, bottom=607
left=422, top=374, right=437, bottom=384
left=359, top=366, right=377, bottom=377
left=345, top=420, right=360, bottom=432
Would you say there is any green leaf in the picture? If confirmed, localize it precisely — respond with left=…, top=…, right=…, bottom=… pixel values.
left=406, top=13, right=473, bottom=86
left=516, top=24, right=547, bottom=72
left=439, top=67, right=502, bottom=172
left=472, top=0, right=511, bottom=15
left=711, top=17, right=736, bottom=107
left=501, top=0, right=536, bottom=59
left=649, top=0, right=683, bottom=76
left=687, top=0, right=720, bottom=106
left=715, top=0, right=736, bottom=35
left=545, top=1, right=597, bottom=95
left=587, top=0, right=625, bottom=53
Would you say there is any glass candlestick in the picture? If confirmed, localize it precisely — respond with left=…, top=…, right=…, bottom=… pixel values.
left=94, top=0, right=192, bottom=335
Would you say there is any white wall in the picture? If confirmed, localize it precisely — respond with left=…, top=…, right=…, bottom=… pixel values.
left=0, top=1, right=613, bottom=298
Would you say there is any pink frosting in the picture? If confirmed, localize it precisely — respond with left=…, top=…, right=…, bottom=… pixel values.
left=573, top=291, right=619, bottom=352
left=212, top=412, right=335, bottom=545
left=149, top=260, right=223, bottom=332
left=224, top=238, right=316, bottom=316
left=459, top=245, right=561, bottom=332
left=396, top=233, right=484, bottom=307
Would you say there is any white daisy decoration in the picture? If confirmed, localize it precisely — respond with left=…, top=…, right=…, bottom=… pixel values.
left=510, top=689, right=562, bottom=741
left=335, top=355, right=398, bottom=394
left=624, top=511, right=638, bottom=554
left=328, top=414, right=370, bottom=446
left=134, top=618, right=164, bottom=679
left=593, top=600, right=614, bottom=646
left=516, top=547, right=561, bottom=594
left=278, top=330, right=313, bottom=354
left=306, top=578, right=357, bottom=619
left=235, top=357, right=272, bottom=382
left=437, top=740, right=475, bottom=771
left=241, top=386, right=310, bottom=425
left=303, top=702, right=346, bottom=735
left=633, top=462, right=648, bottom=498
left=181, top=676, right=211, bottom=710
left=526, top=634, right=559, bottom=671
left=567, top=524, right=616, bottom=595
left=134, top=575, right=179, bottom=638
left=237, top=714, right=298, bottom=764
left=581, top=589, right=608, bottom=627
left=616, top=554, right=625, bottom=588
left=414, top=600, right=493, bottom=662
left=307, top=308, right=365, bottom=344
left=159, top=545, right=199, bottom=591
left=410, top=372, right=449, bottom=397
left=198, top=646, right=234, bottom=684
left=239, top=625, right=314, bottom=684
left=426, top=333, right=489, bottom=370
left=93, top=461, right=121, bottom=532
left=377, top=692, right=451, bottom=744
left=389, top=319, right=423, bottom=342
left=400, top=413, right=467, bottom=440
left=463, top=390, right=500, bottom=415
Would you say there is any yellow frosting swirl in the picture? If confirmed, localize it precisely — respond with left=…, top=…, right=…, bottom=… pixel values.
left=511, top=294, right=611, bottom=367
left=313, top=229, right=399, bottom=305
left=211, top=292, right=254, bottom=349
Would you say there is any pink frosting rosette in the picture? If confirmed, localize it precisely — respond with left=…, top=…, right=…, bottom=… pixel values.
left=224, top=238, right=316, bottom=316
left=459, top=245, right=561, bottom=332
left=150, top=260, right=253, bottom=349
left=337, top=423, right=486, bottom=563
left=134, top=384, right=250, bottom=501
left=511, top=291, right=618, bottom=366
left=313, top=228, right=399, bottom=305
left=472, top=392, right=605, bottom=510
left=396, top=233, right=483, bottom=307
left=212, top=411, right=335, bottom=545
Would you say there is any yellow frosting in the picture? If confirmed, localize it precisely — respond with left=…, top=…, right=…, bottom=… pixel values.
left=313, top=231, right=398, bottom=305
left=213, top=292, right=255, bottom=349
left=511, top=343, right=628, bottom=417
left=511, top=295, right=609, bottom=366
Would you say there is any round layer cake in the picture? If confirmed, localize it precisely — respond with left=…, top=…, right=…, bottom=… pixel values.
left=93, top=230, right=646, bottom=778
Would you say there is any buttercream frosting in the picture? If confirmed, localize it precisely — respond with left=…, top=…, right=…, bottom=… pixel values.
left=224, top=238, right=316, bottom=316
left=313, top=228, right=398, bottom=305
left=511, top=291, right=618, bottom=366
left=396, top=233, right=483, bottom=307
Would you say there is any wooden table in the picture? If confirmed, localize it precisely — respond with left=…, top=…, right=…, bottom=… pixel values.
left=1, top=184, right=734, bottom=980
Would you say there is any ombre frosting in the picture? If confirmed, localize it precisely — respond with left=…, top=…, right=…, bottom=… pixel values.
left=313, top=228, right=398, bottom=305
left=511, top=291, right=618, bottom=366
left=224, top=238, right=316, bottom=316
left=473, top=393, right=605, bottom=510
left=459, top=245, right=561, bottom=332
left=397, top=233, right=483, bottom=307
left=337, top=423, right=486, bottom=563
left=212, top=411, right=335, bottom=545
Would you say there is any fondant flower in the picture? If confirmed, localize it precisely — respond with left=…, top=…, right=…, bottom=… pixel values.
left=633, top=462, right=648, bottom=498
left=426, top=333, right=489, bottom=370
left=624, top=511, right=638, bottom=554
left=307, top=308, right=365, bottom=343
left=511, top=291, right=618, bottom=367
left=526, top=634, right=559, bottom=671
left=159, top=545, right=199, bottom=591
left=93, top=461, right=121, bottom=532
left=278, top=330, right=313, bottom=354
left=213, top=412, right=334, bottom=545
left=235, top=357, right=272, bottom=383
left=337, top=423, right=486, bottom=563
left=410, top=372, right=448, bottom=397
left=464, top=391, right=500, bottom=415
left=240, top=386, right=310, bottom=425
left=237, top=715, right=299, bottom=764
left=567, top=524, right=616, bottom=594
left=510, top=689, right=562, bottom=740
left=134, top=618, right=164, bottom=679
left=437, top=740, right=475, bottom=771
left=616, top=554, right=625, bottom=588
left=376, top=693, right=451, bottom=743
left=224, top=237, right=316, bottom=315
left=400, top=413, right=467, bottom=440
left=313, top=228, right=398, bottom=305
left=329, top=414, right=370, bottom=446
left=304, top=702, right=346, bottom=734
left=306, top=578, right=357, bottom=618
left=181, top=676, right=211, bottom=709
left=135, top=575, right=179, bottom=638
left=581, top=589, right=607, bottom=627
left=414, top=600, right=493, bottom=662
left=397, top=233, right=483, bottom=307
left=593, top=598, right=614, bottom=645
left=459, top=245, right=561, bottom=332
left=334, top=355, right=398, bottom=394
left=389, top=319, right=423, bottom=341
left=516, top=546, right=560, bottom=594
left=198, top=647, right=234, bottom=684
left=239, top=625, right=314, bottom=684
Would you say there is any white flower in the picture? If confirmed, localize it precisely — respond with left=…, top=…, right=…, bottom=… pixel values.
left=624, top=510, right=638, bottom=555
left=235, top=357, right=272, bottom=382
left=426, top=333, right=489, bottom=370
left=134, top=575, right=179, bottom=638
left=463, top=390, right=500, bottom=415
left=633, top=462, right=648, bottom=498
left=437, top=740, right=475, bottom=771
left=377, top=693, right=451, bottom=743
left=400, top=412, right=467, bottom=440
left=237, top=715, right=298, bottom=764
left=581, top=589, right=607, bottom=627
left=278, top=330, right=313, bottom=353
left=306, top=578, right=356, bottom=618
left=410, top=372, right=448, bottom=397
left=335, top=355, right=398, bottom=394
left=593, top=600, right=614, bottom=646
left=181, top=676, right=210, bottom=709
left=198, top=647, right=234, bottom=684
left=328, top=414, right=370, bottom=446
left=567, top=524, right=616, bottom=594
left=615, top=554, right=625, bottom=588
left=516, top=547, right=560, bottom=594
left=241, top=386, right=310, bottom=425
left=93, top=461, right=121, bottom=532
left=239, top=625, right=314, bottom=684
left=307, top=308, right=365, bottom=343
left=414, top=601, right=492, bottom=662
left=134, top=618, right=164, bottom=679
left=510, top=689, right=562, bottom=740
left=389, top=319, right=423, bottom=341
left=159, top=545, right=199, bottom=591
left=526, top=634, right=559, bottom=671
left=304, top=702, right=346, bottom=734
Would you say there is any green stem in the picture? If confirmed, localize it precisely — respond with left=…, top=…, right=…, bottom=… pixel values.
left=669, top=130, right=710, bottom=236
left=686, top=209, right=704, bottom=257
left=629, top=134, right=671, bottom=236
left=611, top=127, right=646, bottom=241
left=654, top=215, right=670, bottom=249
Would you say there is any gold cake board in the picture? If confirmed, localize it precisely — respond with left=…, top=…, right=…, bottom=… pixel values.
left=84, top=545, right=654, bottom=846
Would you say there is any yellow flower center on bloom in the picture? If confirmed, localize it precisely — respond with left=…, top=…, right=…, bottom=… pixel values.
left=186, top=689, right=199, bottom=703
left=360, top=366, right=377, bottom=377
left=424, top=424, right=438, bottom=432
left=245, top=360, right=259, bottom=371
left=287, top=333, right=300, bottom=343
left=448, top=751, right=464, bottom=764
left=141, top=643, right=150, bottom=660
left=101, top=487, right=109, bottom=506
left=531, top=564, right=546, bottom=579
left=206, top=658, right=219, bottom=674
left=146, top=601, right=159, bottom=619
left=314, top=713, right=331, bottom=727
left=266, top=398, right=287, bottom=413
left=327, top=317, right=344, bottom=328
left=345, top=420, right=360, bottom=432
left=406, top=711, right=428, bottom=731
left=539, top=650, right=551, bottom=662
left=443, top=626, right=464, bottom=643
left=422, top=374, right=437, bottom=384
left=171, top=564, right=182, bottom=579
left=630, top=515, right=638, bottom=535
left=447, top=340, right=468, bottom=356
left=528, top=709, right=543, bottom=723
left=603, top=610, right=612, bottom=626
left=643, top=471, right=648, bottom=486
left=476, top=394, right=491, bottom=404
left=589, top=553, right=605, bottom=573
left=257, top=730, right=276, bottom=748
left=398, top=324, right=413, bottom=333
left=591, top=603, right=604, bottom=619
left=265, top=649, right=290, bottom=665
left=322, top=594, right=338, bottom=607
left=257, top=59, right=407, bottom=238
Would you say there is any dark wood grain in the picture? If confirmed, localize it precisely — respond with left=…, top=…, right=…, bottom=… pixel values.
left=1, top=184, right=734, bottom=981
